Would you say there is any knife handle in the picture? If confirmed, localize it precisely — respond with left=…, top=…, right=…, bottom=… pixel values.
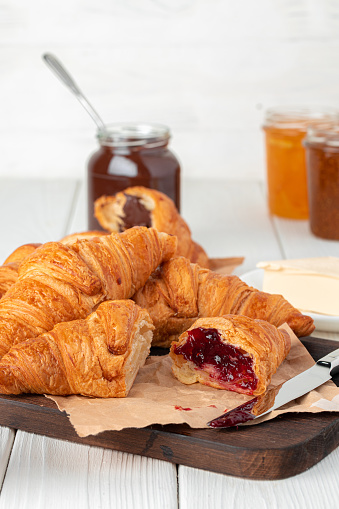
left=317, top=348, right=339, bottom=376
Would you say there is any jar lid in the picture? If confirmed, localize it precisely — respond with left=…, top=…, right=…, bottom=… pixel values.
left=263, top=106, right=339, bottom=130
left=304, top=125, right=339, bottom=147
left=97, top=122, right=171, bottom=148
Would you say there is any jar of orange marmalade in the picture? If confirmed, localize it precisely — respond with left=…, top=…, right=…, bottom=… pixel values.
left=263, top=108, right=338, bottom=219
left=304, top=125, right=339, bottom=240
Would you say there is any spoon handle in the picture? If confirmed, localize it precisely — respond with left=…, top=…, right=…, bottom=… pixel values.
left=42, top=53, right=106, bottom=131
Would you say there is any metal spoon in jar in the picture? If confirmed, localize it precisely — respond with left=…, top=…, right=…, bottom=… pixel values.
left=42, top=53, right=106, bottom=132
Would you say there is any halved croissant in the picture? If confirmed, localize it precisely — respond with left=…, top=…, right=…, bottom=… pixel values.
left=0, top=226, right=176, bottom=358
left=0, top=300, right=154, bottom=397
left=133, top=257, right=315, bottom=347
left=170, top=315, right=291, bottom=396
left=94, top=186, right=209, bottom=268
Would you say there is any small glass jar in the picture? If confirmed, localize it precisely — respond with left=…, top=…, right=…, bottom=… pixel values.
left=87, top=122, right=181, bottom=230
left=263, top=107, right=338, bottom=219
left=304, top=125, right=339, bottom=240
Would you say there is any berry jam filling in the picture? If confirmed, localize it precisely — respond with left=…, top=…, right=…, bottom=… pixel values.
left=173, top=327, right=258, bottom=392
left=208, top=398, right=257, bottom=428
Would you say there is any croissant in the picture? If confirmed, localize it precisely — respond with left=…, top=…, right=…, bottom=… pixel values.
left=133, top=257, right=315, bottom=347
left=0, top=300, right=154, bottom=397
left=59, top=230, right=109, bottom=245
left=0, top=226, right=176, bottom=358
left=170, top=315, right=291, bottom=396
left=94, top=186, right=209, bottom=268
left=0, top=233, right=109, bottom=300
left=0, top=243, right=41, bottom=299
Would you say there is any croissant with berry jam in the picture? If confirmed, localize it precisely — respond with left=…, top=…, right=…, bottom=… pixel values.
left=170, top=315, right=291, bottom=396
left=94, top=186, right=209, bottom=268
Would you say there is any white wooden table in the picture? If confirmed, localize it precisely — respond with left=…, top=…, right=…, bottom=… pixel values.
left=0, top=177, right=339, bottom=509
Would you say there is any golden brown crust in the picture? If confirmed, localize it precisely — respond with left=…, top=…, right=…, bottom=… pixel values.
left=0, top=243, right=42, bottom=299
left=169, top=314, right=291, bottom=396
left=3, top=243, right=41, bottom=265
left=186, top=241, right=210, bottom=268
left=94, top=186, right=209, bottom=268
left=133, top=257, right=315, bottom=347
left=0, top=227, right=176, bottom=359
left=0, top=264, right=18, bottom=299
left=0, top=234, right=109, bottom=300
left=60, top=230, right=109, bottom=245
left=0, top=300, right=154, bottom=397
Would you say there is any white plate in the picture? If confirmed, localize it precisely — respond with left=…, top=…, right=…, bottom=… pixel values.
left=240, top=268, right=339, bottom=333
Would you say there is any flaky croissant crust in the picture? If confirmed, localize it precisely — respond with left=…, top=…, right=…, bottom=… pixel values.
left=0, top=227, right=176, bottom=359
left=133, top=256, right=315, bottom=347
left=0, top=233, right=111, bottom=300
left=0, top=243, right=41, bottom=299
left=170, top=314, right=291, bottom=396
left=94, top=186, right=209, bottom=268
left=0, top=300, right=154, bottom=397
left=59, top=230, right=109, bottom=245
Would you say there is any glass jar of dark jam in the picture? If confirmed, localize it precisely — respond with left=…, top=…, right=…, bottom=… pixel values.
left=304, top=125, right=339, bottom=240
left=87, top=122, right=181, bottom=230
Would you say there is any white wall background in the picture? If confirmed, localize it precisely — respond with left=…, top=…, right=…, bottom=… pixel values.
left=2, top=0, right=339, bottom=181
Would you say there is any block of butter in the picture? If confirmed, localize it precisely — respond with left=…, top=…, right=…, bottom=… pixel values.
left=257, top=257, right=339, bottom=316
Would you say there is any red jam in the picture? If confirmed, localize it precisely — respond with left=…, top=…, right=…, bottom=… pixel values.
left=173, top=327, right=258, bottom=393
left=208, top=399, right=257, bottom=428
left=87, top=123, right=181, bottom=230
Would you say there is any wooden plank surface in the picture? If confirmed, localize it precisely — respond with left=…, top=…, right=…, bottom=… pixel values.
left=0, top=179, right=78, bottom=262
left=272, top=217, right=339, bottom=260
left=179, top=446, right=339, bottom=509
left=258, top=182, right=339, bottom=260
left=0, top=431, right=178, bottom=509
left=181, top=179, right=283, bottom=276
left=0, top=427, right=14, bottom=489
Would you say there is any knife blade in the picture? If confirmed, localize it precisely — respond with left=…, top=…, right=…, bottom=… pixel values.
left=207, top=347, right=339, bottom=429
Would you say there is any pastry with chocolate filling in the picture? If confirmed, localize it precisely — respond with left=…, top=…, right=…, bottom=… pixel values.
left=170, top=315, right=291, bottom=396
left=94, top=186, right=209, bottom=268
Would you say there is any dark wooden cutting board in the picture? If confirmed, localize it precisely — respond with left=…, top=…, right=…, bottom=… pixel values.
left=0, top=335, right=338, bottom=480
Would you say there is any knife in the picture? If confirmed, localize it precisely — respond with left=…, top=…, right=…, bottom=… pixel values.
left=207, top=347, right=339, bottom=429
